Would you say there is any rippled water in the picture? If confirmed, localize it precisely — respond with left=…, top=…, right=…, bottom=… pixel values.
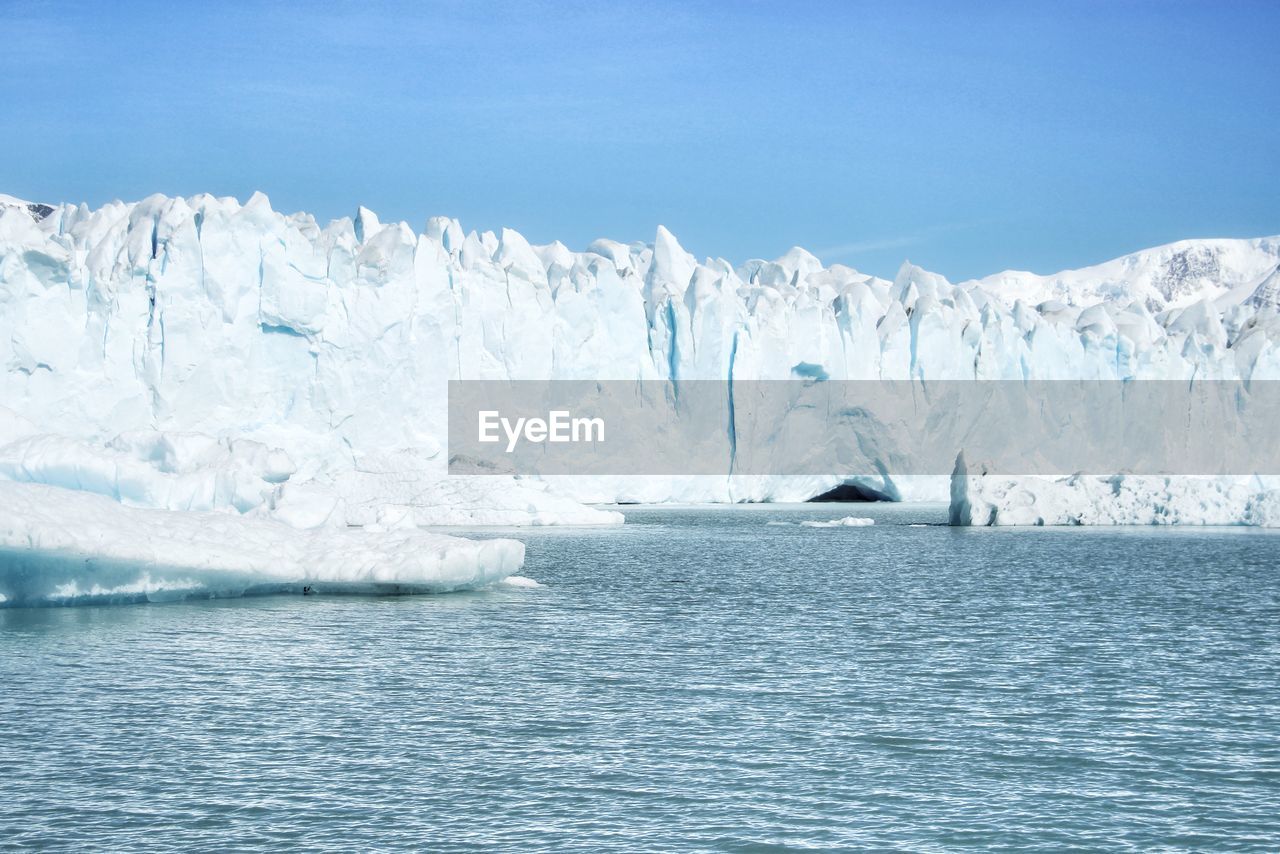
left=3, top=504, right=1280, bottom=851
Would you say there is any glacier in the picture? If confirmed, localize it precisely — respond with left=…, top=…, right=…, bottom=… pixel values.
left=2, top=190, right=1280, bottom=545
left=951, top=462, right=1280, bottom=528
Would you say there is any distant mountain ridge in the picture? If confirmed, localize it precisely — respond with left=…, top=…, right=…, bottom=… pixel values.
left=970, top=237, right=1280, bottom=313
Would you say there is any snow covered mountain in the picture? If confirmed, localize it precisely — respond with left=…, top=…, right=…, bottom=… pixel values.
left=2, top=191, right=1280, bottom=551
left=971, top=238, right=1280, bottom=313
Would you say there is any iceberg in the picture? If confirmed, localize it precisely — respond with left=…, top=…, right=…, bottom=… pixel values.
left=0, top=481, right=525, bottom=607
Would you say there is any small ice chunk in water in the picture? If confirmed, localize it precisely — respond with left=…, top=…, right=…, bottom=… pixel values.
left=800, top=516, right=875, bottom=528
left=500, top=575, right=543, bottom=588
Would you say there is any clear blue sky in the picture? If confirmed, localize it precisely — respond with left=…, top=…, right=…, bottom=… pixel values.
left=3, top=0, right=1278, bottom=280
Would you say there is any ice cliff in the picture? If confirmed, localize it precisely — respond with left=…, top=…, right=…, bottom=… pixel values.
left=950, top=456, right=1280, bottom=528
left=3, top=192, right=1280, bottom=533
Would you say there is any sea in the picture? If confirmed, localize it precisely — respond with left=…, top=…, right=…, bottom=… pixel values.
left=2, top=504, right=1279, bottom=851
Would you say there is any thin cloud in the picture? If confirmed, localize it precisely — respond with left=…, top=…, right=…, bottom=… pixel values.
left=816, top=219, right=1005, bottom=264
left=815, top=235, right=920, bottom=258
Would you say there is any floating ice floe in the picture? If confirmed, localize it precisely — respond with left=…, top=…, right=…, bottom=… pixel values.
left=800, top=516, right=875, bottom=528
left=0, top=482, right=525, bottom=607
left=768, top=516, right=876, bottom=528
left=500, top=576, right=544, bottom=588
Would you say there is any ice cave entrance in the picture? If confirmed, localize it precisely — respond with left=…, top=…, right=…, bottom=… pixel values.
left=807, top=482, right=893, bottom=502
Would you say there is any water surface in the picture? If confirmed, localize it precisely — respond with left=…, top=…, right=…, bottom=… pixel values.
left=3, top=504, right=1279, bottom=850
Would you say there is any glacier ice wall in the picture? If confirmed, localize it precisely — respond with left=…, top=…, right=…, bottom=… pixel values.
left=2, top=192, right=1280, bottom=514
left=950, top=457, right=1280, bottom=527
